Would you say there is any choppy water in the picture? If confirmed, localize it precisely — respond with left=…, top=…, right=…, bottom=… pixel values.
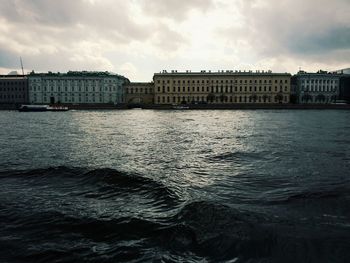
left=0, top=109, right=350, bottom=263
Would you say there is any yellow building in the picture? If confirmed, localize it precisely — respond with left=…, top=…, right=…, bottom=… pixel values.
left=153, top=70, right=291, bottom=104
left=123, top=82, right=154, bottom=104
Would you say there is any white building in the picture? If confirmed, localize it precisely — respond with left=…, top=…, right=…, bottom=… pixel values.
left=28, top=71, right=129, bottom=104
left=294, top=71, right=340, bottom=104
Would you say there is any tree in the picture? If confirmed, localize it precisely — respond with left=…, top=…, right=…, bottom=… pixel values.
left=262, top=95, right=269, bottom=103
left=316, top=94, right=325, bottom=103
left=207, top=93, right=215, bottom=103
left=250, top=94, right=258, bottom=103
left=302, top=93, right=312, bottom=103
left=219, top=94, right=228, bottom=103
left=290, top=94, right=298, bottom=104
left=275, top=92, right=284, bottom=104
left=331, top=95, right=337, bottom=103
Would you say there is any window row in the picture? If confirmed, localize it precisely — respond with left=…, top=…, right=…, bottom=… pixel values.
left=300, top=94, right=337, bottom=103
left=125, top=88, right=153, bottom=94
left=0, top=94, right=25, bottom=100
left=157, top=95, right=288, bottom=104
left=30, top=86, right=118, bottom=92
left=31, top=97, right=117, bottom=103
left=32, top=93, right=115, bottom=98
left=301, top=86, right=337, bottom=92
left=301, top=79, right=338, bottom=84
left=157, top=86, right=289, bottom=93
left=0, top=87, right=26, bottom=92
left=30, top=79, right=120, bottom=84
left=157, top=79, right=289, bottom=84
left=0, top=82, right=26, bottom=86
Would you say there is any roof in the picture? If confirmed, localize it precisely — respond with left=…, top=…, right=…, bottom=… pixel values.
left=153, top=70, right=291, bottom=77
left=0, top=75, right=27, bottom=79
left=295, top=71, right=341, bottom=78
left=28, top=70, right=129, bottom=81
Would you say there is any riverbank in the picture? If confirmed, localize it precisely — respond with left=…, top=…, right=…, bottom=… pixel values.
left=1, top=103, right=350, bottom=110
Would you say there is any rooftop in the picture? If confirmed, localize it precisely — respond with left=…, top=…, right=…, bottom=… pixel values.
left=0, top=75, right=27, bottom=79
left=28, top=70, right=129, bottom=80
left=154, top=70, right=291, bottom=77
left=297, top=70, right=343, bottom=76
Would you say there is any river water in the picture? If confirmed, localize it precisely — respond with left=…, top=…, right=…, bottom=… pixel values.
left=0, top=109, right=349, bottom=262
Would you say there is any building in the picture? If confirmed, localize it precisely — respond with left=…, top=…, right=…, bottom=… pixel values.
left=333, top=68, right=350, bottom=74
left=28, top=71, right=129, bottom=105
left=123, top=82, right=154, bottom=104
left=0, top=75, right=28, bottom=107
left=294, top=70, right=341, bottom=104
left=153, top=70, right=291, bottom=105
left=339, top=75, right=350, bottom=103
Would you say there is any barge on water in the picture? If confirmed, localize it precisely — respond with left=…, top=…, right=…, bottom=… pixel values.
left=19, top=105, right=69, bottom=112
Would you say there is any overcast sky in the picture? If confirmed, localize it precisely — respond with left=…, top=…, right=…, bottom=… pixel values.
left=0, top=0, right=349, bottom=81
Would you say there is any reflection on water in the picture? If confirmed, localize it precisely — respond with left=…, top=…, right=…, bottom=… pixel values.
left=0, top=110, right=350, bottom=262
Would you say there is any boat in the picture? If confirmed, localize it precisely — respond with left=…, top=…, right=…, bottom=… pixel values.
left=19, top=105, right=69, bottom=112
left=172, top=104, right=190, bottom=110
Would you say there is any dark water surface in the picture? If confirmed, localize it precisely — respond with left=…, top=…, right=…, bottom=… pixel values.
left=0, top=110, right=350, bottom=262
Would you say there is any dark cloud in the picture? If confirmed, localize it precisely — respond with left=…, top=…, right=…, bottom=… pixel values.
left=0, top=0, right=150, bottom=41
left=0, top=0, right=83, bottom=25
left=219, top=0, right=350, bottom=65
left=0, top=0, right=190, bottom=73
left=288, top=27, right=350, bottom=54
left=1, top=0, right=348, bottom=77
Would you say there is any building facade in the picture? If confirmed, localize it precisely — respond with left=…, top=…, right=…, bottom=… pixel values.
left=28, top=71, right=129, bottom=104
left=294, top=71, right=340, bottom=104
left=339, top=75, right=350, bottom=103
left=0, top=75, right=28, bottom=106
left=123, top=82, right=154, bottom=104
left=153, top=70, right=291, bottom=104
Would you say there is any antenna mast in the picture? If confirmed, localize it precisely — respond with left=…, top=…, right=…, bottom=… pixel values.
left=20, top=57, right=24, bottom=76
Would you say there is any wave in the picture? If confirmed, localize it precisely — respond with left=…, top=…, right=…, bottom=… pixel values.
left=265, top=186, right=350, bottom=205
left=0, top=166, right=181, bottom=206
left=1, top=199, right=350, bottom=262
left=208, top=151, right=266, bottom=163
left=1, top=167, right=350, bottom=262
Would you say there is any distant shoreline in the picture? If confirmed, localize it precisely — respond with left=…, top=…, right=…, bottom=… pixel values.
left=1, top=103, right=350, bottom=111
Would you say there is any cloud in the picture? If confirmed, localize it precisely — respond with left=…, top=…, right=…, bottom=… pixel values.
left=0, top=0, right=349, bottom=79
left=140, top=0, right=214, bottom=21
left=0, top=0, right=190, bottom=78
left=215, top=0, right=350, bottom=72
left=241, top=0, right=350, bottom=55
